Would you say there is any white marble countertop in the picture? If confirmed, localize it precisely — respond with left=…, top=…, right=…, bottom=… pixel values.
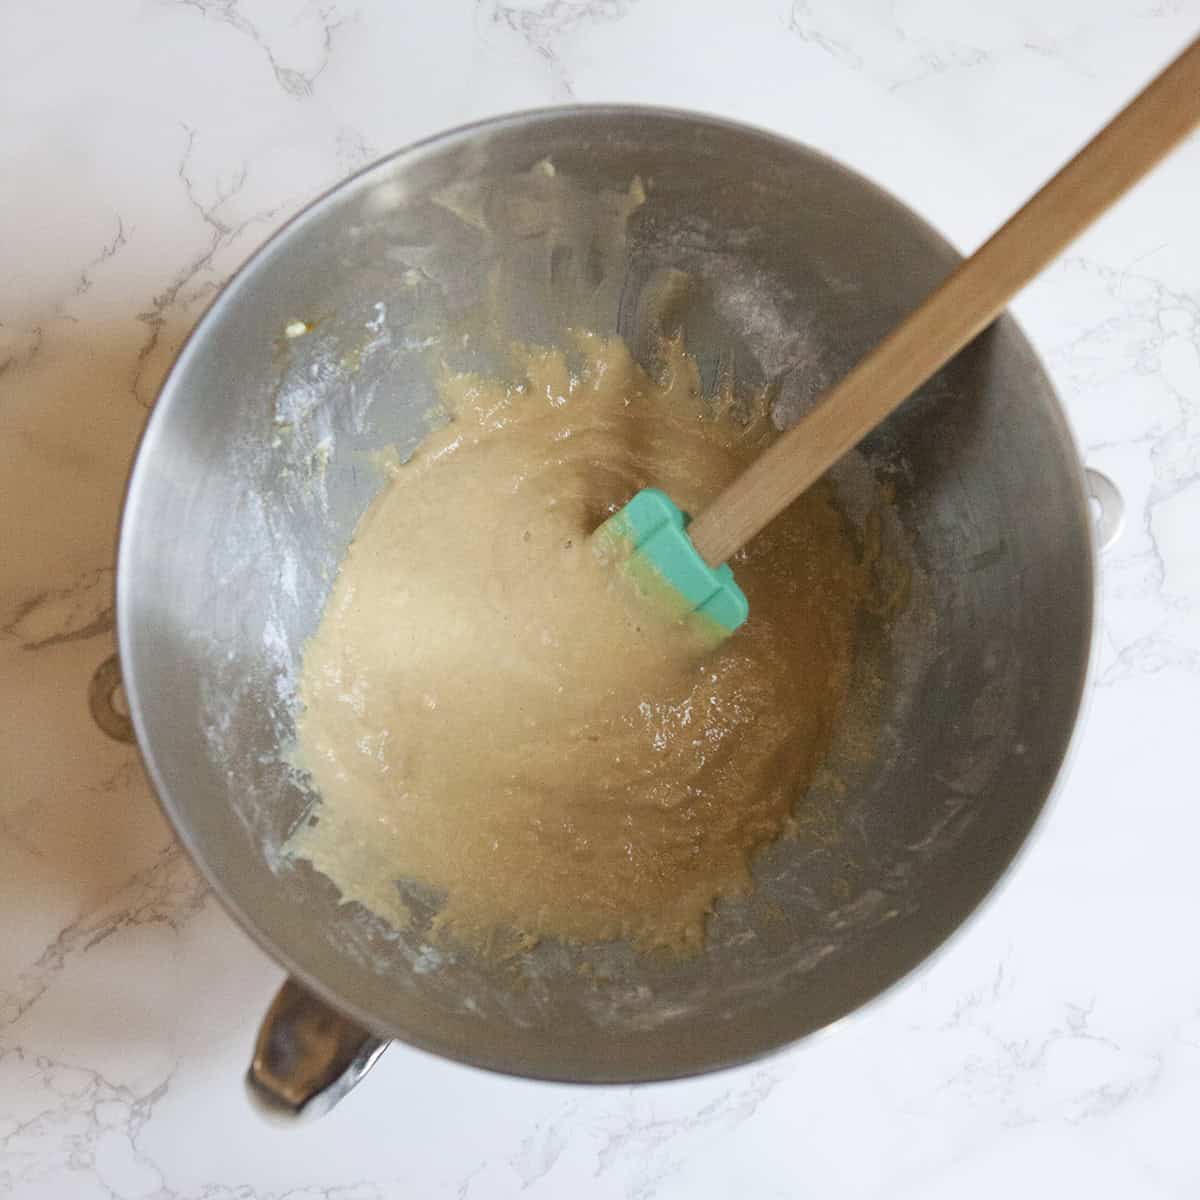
left=4, top=1, right=1199, bottom=1195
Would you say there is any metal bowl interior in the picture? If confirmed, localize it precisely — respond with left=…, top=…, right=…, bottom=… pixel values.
left=117, top=108, right=1093, bottom=1082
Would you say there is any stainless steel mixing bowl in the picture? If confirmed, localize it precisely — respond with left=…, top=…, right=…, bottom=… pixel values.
left=117, top=108, right=1094, bottom=1115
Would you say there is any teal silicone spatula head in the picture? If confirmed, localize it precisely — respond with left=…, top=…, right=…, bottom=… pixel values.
left=595, top=488, right=749, bottom=636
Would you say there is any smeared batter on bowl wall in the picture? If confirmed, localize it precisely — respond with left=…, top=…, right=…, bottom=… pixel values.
left=289, top=332, right=874, bottom=955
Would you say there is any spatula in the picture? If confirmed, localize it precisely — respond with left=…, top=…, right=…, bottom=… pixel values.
left=597, top=36, right=1200, bottom=635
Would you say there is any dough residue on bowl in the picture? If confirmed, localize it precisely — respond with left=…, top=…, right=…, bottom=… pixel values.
left=289, top=332, right=873, bottom=955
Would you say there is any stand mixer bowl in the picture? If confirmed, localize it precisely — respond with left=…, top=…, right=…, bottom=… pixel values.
left=117, top=108, right=1093, bottom=1112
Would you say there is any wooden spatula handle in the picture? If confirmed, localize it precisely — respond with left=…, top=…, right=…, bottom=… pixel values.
left=688, top=36, right=1200, bottom=568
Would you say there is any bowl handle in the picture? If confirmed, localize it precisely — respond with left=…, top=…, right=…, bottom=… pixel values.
left=246, top=977, right=389, bottom=1120
left=1084, top=468, right=1124, bottom=553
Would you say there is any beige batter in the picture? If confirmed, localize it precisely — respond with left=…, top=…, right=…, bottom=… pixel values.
left=290, top=332, right=869, bottom=954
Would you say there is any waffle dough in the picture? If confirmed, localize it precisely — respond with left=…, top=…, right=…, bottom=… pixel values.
left=289, top=334, right=867, bottom=954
